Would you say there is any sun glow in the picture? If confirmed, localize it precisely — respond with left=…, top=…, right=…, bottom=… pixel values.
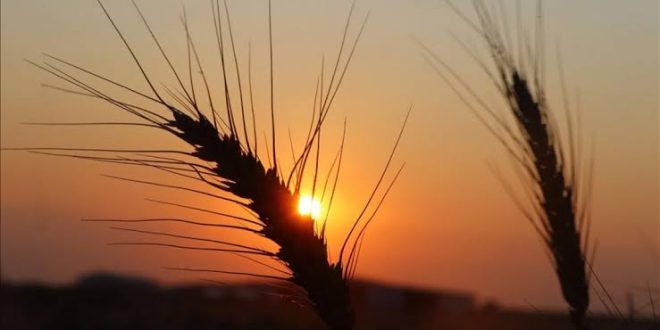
left=298, top=195, right=322, bottom=220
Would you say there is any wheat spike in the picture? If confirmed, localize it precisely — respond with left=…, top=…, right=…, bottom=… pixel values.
left=425, top=1, right=591, bottom=328
left=19, top=1, right=408, bottom=329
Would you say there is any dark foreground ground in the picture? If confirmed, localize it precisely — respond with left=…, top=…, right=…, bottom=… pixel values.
left=2, top=274, right=656, bottom=330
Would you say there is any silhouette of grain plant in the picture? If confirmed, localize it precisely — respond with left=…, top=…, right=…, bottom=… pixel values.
left=424, top=1, right=592, bottom=328
left=18, top=1, right=407, bottom=329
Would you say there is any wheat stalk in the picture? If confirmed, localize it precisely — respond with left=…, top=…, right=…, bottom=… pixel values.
left=425, top=1, right=592, bottom=328
left=18, top=1, right=408, bottom=329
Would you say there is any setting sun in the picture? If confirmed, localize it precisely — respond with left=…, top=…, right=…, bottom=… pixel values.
left=298, top=195, right=322, bottom=220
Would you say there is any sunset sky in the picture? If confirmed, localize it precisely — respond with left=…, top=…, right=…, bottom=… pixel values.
left=1, top=0, right=658, bottom=314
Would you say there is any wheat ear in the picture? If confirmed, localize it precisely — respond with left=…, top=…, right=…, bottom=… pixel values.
left=19, top=1, right=408, bottom=329
left=425, top=2, right=591, bottom=328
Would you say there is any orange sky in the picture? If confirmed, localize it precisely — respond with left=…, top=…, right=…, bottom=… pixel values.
left=1, top=0, right=658, bottom=314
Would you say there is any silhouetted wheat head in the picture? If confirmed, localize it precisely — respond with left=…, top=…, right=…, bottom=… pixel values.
left=15, top=1, right=408, bottom=329
left=424, top=1, right=592, bottom=328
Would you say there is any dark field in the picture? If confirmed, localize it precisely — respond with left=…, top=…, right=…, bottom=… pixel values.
left=2, top=274, right=656, bottom=330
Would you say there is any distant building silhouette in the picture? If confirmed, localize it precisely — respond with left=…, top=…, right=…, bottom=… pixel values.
left=75, top=272, right=158, bottom=291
